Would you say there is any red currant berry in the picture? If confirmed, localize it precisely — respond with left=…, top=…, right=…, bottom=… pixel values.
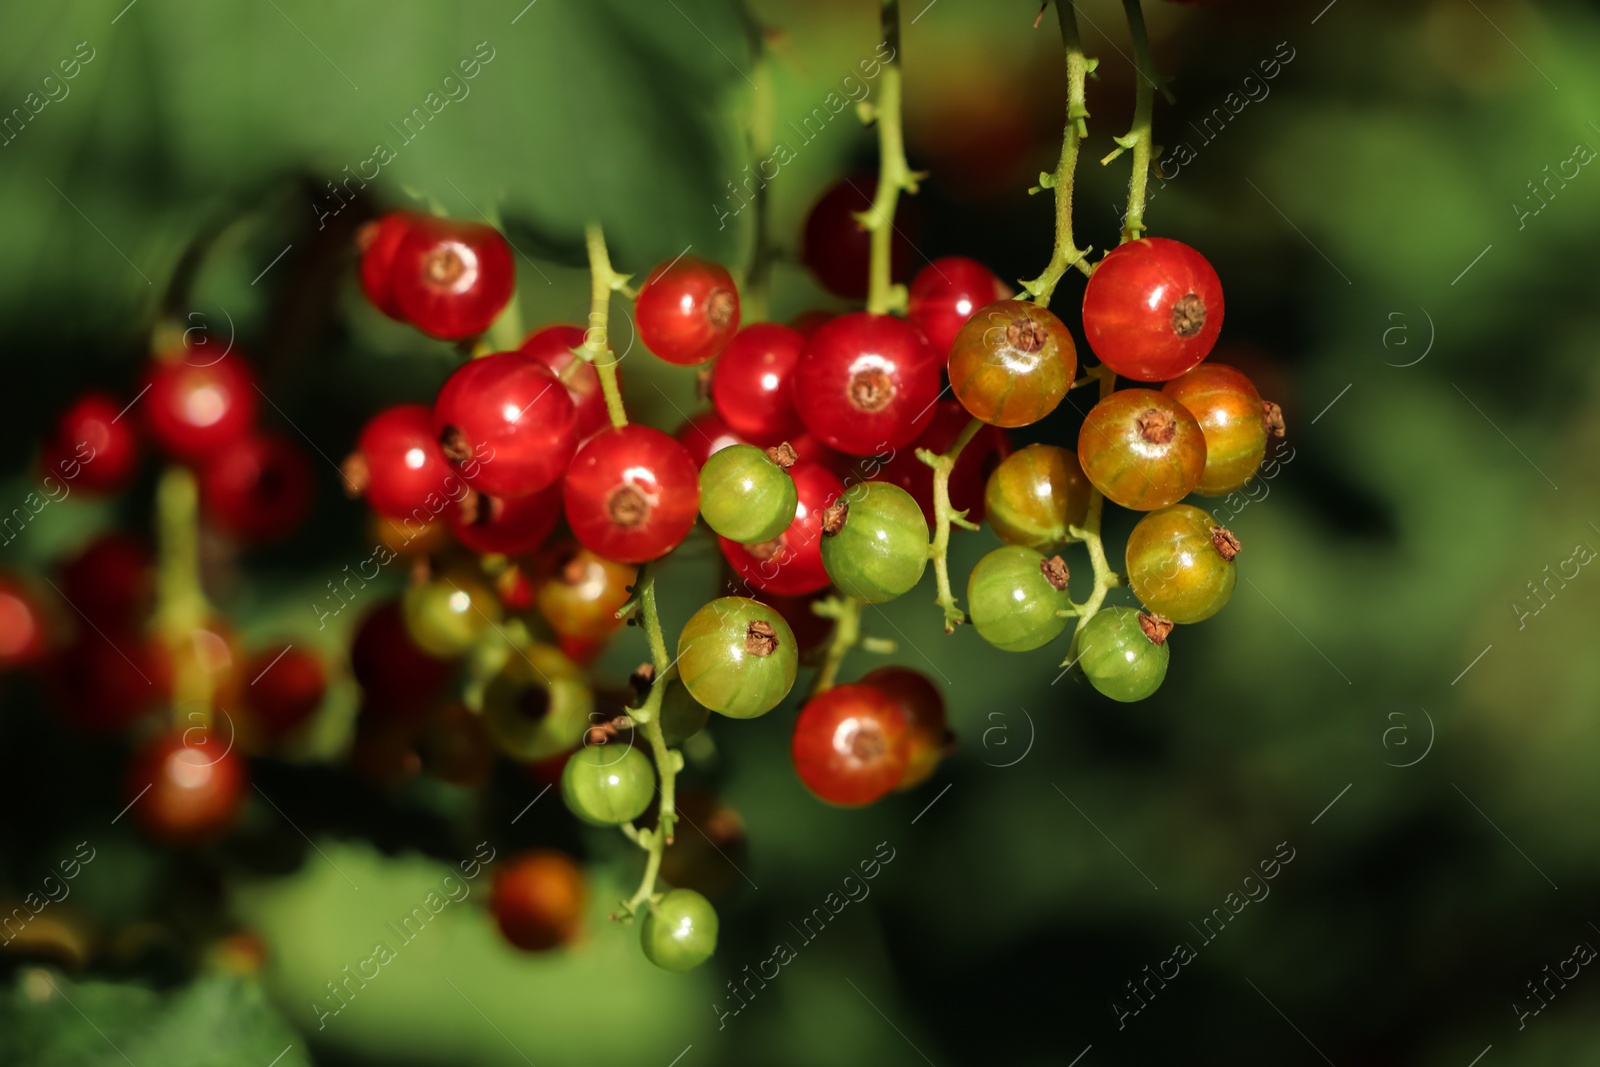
left=801, top=175, right=914, bottom=300
left=984, top=444, right=1091, bottom=551
left=675, top=410, right=746, bottom=468
left=59, top=534, right=152, bottom=628
left=0, top=576, right=48, bottom=670
left=1078, top=607, right=1169, bottom=702
left=718, top=460, right=841, bottom=597
left=45, top=631, right=168, bottom=732
left=791, top=683, right=911, bottom=807
left=518, top=324, right=618, bottom=439
left=711, top=324, right=806, bottom=443
left=350, top=601, right=454, bottom=718
left=1125, top=504, right=1239, bottom=624
left=535, top=542, right=637, bottom=641
left=244, top=643, right=326, bottom=736
left=793, top=312, right=940, bottom=456
left=907, top=256, right=1010, bottom=358
left=357, top=210, right=423, bottom=321
left=418, top=700, right=498, bottom=787
left=564, top=425, right=699, bottom=564
left=446, top=484, right=563, bottom=556
left=949, top=300, right=1077, bottom=428
left=1161, top=364, right=1271, bottom=496
left=788, top=309, right=833, bottom=337
left=677, top=597, right=798, bottom=719
left=1081, top=237, right=1224, bottom=381
left=634, top=255, right=740, bottom=366
left=390, top=216, right=515, bottom=340
left=143, top=356, right=259, bottom=462
left=126, top=728, right=249, bottom=846
left=859, top=666, right=949, bottom=791
left=199, top=434, right=313, bottom=544
left=347, top=404, right=453, bottom=519
left=1077, top=389, right=1206, bottom=511
left=872, top=400, right=1009, bottom=525
left=434, top=352, right=578, bottom=497
left=492, top=850, right=587, bottom=952
left=44, top=392, right=141, bottom=494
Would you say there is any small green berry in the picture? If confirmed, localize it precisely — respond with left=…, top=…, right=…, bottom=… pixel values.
left=677, top=597, right=798, bottom=719
left=698, top=444, right=798, bottom=544
left=560, top=743, right=655, bottom=826
left=819, top=482, right=929, bottom=603
left=1078, top=607, right=1170, bottom=702
left=966, top=545, right=1073, bottom=652
left=640, top=888, right=718, bottom=971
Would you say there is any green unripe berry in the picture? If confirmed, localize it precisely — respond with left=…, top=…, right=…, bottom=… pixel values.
left=560, top=743, right=655, bottom=826
left=698, top=444, right=798, bottom=544
left=677, top=597, right=797, bottom=719
left=1078, top=607, right=1170, bottom=702
left=966, top=545, right=1073, bottom=651
left=482, top=642, right=594, bottom=760
left=819, top=482, right=929, bottom=603
left=402, top=573, right=500, bottom=659
left=640, top=888, right=718, bottom=971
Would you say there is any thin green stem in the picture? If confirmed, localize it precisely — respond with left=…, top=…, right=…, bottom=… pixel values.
left=154, top=466, right=211, bottom=723
left=742, top=48, right=775, bottom=323
left=1062, top=365, right=1124, bottom=665
left=622, top=565, right=680, bottom=914
left=1021, top=1, right=1094, bottom=307
left=810, top=596, right=863, bottom=695
left=918, top=417, right=983, bottom=632
left=582, top=222, right=629, bottom=430
left=1112, top=0, right=1158, bottom=244
left=863, top=0, right=916, bottom=316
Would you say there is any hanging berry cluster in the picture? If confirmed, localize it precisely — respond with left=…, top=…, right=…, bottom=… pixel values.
left=0, top=0, right=1286, bottom=976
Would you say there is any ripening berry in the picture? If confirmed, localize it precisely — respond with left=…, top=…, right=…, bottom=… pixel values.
left=1162, top=363, right=1273, bottom=496
left=1077, top=389, right=1205, bottom=511
left=698, top=444, right=799, bottom=545
left=1125, top=504, right=1238, bottom=623
left=677, top=597, right=798, bottom=719
left=640, top=888, right=718, bottom=972
left=791, top=684, right=911, bottom=807
left=948, top=300, right=1077, bottom=428
left=1078, top=607, right=1170, bottom=702
left=984, top=444, right=1091, bottom=551
left=491, top=850, right=587, bottom=952
left=859, top=666, right=949, bottom=791
left=819, top=482, right=929, bottom=603
left=561, top=743, right=655, bottom=825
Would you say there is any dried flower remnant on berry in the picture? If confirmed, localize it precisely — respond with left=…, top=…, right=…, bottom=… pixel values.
left=1210, top=526, right=1241, bottom=561
left=820, top=500, right=848, bottom=535
left=1040, top=555, right=1071, bottom=590
left=1138, top=612, right=1174, bottom=646
left=1170, top=293, right=1206, bottom=337
left=765, top=442, right=798, bottom=469
left=744, top=620, right=779, bottom=657
left=608, top=486, right=649, bottom=527
left=1262, top=401, right=1286, bottom=438
left=1136, top=408, right=1176, bottom=443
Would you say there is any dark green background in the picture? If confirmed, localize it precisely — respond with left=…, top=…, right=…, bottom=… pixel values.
left=1, top=0, right=1597, bottom=1063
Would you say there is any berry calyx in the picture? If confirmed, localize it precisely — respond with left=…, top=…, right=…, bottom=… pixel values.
left=1125, top=504, right=1238, bottom=624
left=676, top=596, right=798, bottom=719
left=819, top=482, right=930, bottom=603
left=390, top=216, right=515, bottom=340
left=1081, top=237, right=1224, bottom=381
left=564, top=425, right=700, bottom=564
left=698, top=443, right=799, bottom=545
left=634, top=255, right=740, bottom=366
left=143, top=355, right=260, bottom=462
left=984, top=444, right=1091, bottom=551
left=1077, top=388, right=1206, bottom=511
left=433, top=352, right=577, bottom=498
left=793, top=312, right=941, bottom=456
left=491, top=850, right=586, bottom=952
left=907, top=256, right=1010, bottom=358
left=560, top=743, right=655, bottom=826
left=948, top=300, right=1078, bottom=428
left=710, top=323, right=806, bottom=443
left=791, top=683, right=911, bottom=807
left=967, top=545, right=1073, bottom=652
left=1077, top=606, right=1170, bottom=702
left=347, top=404, right=455, bottom=519
left=640, top=888, right=718, bottom=972
left=1162, top=363, right=1273, bottom=496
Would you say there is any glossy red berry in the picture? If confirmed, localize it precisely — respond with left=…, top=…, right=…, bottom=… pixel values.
left=949, top=300, right=1077, bottom=428
left=492, top=850, right=587, bottom=952
left=350, top=601, right=454, bottom=719
left=143, top=356, right=259, bottom=462
left=390, top=216, right=515, bottom=340
left=447, top=484, right=562, bottom=556
left=200, top=434, right=314, bottom=544
left=348, top=404, right=454, bottom=519
left=564, top=425, right=699, bottom=563
left=518, top=324, right=618, bottom=439
left=859, top=666, right=949, bottom=791
left=1078, top=389, right=1206, bottom=511
left=788, top=310, right=833, bottom=337
left=711, top=324, right=806, bottom=443
left=719, top=460, right=841, bottom=597
left=59, top=534, right=152, bottom=628
left=801, top=175, right=914, bottom=300
left=871, top=400, right=1009, bottom=525
left=1081, top=237, right=1224, bottom=381
left=0, top=576, right=48, bottom=670
left=434, top=352, right=577, bottom=498
left=635, top=255, right=740, bottom=366
left=358, top=210, right=423, bottom=321
left=793, top=312, right=941, bottom=456
left=44, top=392, right=140, bottom=494
left=791, top=683, right=911, bottom=807
left=675, top=410, right=746, bottom=469
left=1162, top=363, right=1272, bottom=496
left=907, top=256, right=1010, bottom=358
left=126, top=728, right=249, bottom=846
left=245, top=643, right=326, bottom=736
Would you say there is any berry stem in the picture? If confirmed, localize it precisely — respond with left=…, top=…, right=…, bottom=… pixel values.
left=918, top=416, right=984, bottom=632
left=581, top=221, right=630, bottom=430
left=742, top=46, right=775, bottom=324
left=154, top=466, right=213, bottom=725
left=1063, top=364, right=1124, bottom=665
left=863, top=0, right=916, bottom=317
left=622, top=564, right=679, bottom=914
left=809, top=595, right=864, bottom=695
left=1020, top=0, right=1094, bottom=308
left=1110, top=0, right=1161, bottom=244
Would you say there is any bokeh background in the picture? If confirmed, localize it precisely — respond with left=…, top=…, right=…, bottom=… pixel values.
left=2, top=0, right=1598, bottom=1063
